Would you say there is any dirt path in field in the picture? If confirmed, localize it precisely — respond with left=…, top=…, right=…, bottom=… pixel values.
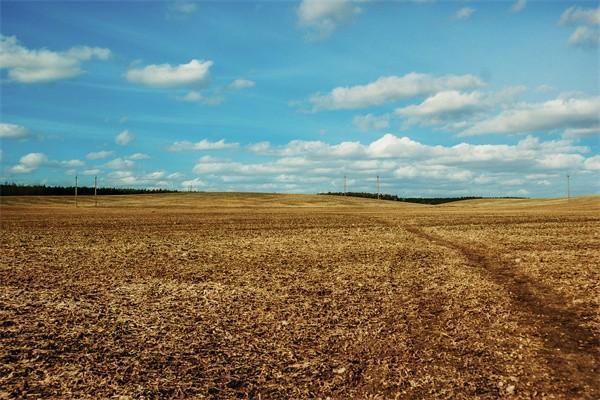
left=398, top=223, right=599, bottom=397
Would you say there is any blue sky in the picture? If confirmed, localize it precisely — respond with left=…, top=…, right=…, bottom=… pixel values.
left=1, top=0, right=598, bottom=197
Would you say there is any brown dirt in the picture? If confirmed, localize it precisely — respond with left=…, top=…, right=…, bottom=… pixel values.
left=1, top=194, right=598, bottom=399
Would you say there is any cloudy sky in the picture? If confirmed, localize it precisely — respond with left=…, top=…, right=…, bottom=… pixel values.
left=1, top=0, right=598, bottom=197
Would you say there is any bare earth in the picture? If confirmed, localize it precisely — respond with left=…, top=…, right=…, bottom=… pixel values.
left=1, top=193, right=598, bottom=399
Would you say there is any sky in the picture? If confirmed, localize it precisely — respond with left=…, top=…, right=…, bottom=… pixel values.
left=0, top=0, right=599, bottom=197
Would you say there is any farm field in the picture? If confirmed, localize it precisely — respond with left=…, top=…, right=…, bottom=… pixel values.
left=1, top=193, right=599, bottom=399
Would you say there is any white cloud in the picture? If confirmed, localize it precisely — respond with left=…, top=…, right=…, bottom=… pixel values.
left=105, top=158, right=135, bottom=170
left=115, top=130, right=134, bottom=146
left=559, top=6, right=600, bottom=26
left=510, top=0, right=526, bottom=13
left=394, top=86, right=525, bottom=129
left=584, top=155, right=600, bottom=170
left=106, top=169, right=174, bottom=187
left=247, top=141, right=271, bottom=154
left=126, top=59, right=212, bottom=88
left=229, top=79, right=255, bottom=90
left=353, top=113, right=391, bottom=132
left=0, top=122, right=29, bottom=139
left=365, top=134, right=430, bottom=159
left=279, top=139, right=365, bottom=158
left=559, top=6, right=600, bottom=48
left=169, top=139, right=239, bottom=151
left=128, top=153, right=150, bottom=160
left=297, top=0, right=363, bottom=40
left=9, top=152, right=48, bottom=173
left=0, top=35, right=110, bottom=83
left=463, top=96, right=600, bottom=136
left=536, top=154, right=585, bottom=170
left=86, top=150, right=113, bottom=160
left=394, top=164, right=473, bottom=182
left=185, top=133, right=595, bottom=195
left=453, top=7, right=475, bottom=20
left=396, top=90, right=484, bottom=121
left=309, top=73, right=484, bottom=110
left=568, top=26, right=600, bottom=47
left=176, top=90, right=224, bottom=105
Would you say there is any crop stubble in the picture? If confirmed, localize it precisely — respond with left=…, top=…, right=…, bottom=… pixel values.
left=1, top=194, right=598, bottom=399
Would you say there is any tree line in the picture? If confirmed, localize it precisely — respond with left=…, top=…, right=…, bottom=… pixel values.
left=0, top=183, right=178, bottom=196
left=320, top=192, right=525, bottom=205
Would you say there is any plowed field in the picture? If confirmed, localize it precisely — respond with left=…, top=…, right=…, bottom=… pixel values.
left=1, top=194, right=598, bottom=399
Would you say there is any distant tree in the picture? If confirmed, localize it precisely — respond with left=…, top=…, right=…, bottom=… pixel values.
left=0, top=182, right=179, bottom=196
left=319, top=192, right=525, bottom=205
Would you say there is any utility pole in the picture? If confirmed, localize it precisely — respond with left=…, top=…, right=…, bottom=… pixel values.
left=344, top=175, right=347, bottom=195
left=566, top=174, right=571, bottom=200
left=75, top=175, right=78, bottom=207
left=377, top=175, right=380, bottom=200
left=94, top=176, right=97, bottom=207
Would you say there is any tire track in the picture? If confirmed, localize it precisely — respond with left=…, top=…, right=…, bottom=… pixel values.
left=399, top=223, right=599, bottom=397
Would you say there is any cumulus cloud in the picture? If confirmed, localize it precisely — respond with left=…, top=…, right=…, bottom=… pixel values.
left=115, top=130, right=134, bottom=146
left=297, top=0, right=363, bottom=40
left=86, top=150, right=113, bottom=160
left=9, top=152, right=48, bottom=173
left=0, top=122, right=29, bottom=139
left=229, top=79, right=255, bottom=90
left=396, top=90, right=485, bottom=122
left=462, top=95, right=600, bottom=136
left=309, top=73, right=484, bottom=110
left=106, top=169, right=177, bottom=186
left=169, top=139, right=239, bottom=151
left=453, top=7, right=475, bottom=20
left=126, top=59, right=212, bottom=88
left=0, top=35, right=110, bottom=83
left=394, top=164, right=473, bottom=182
left=7, top=153, right=89, bottom=175
left=188, top=133, right=594, bottom=195
left=395, top=86, right=525, bottom=129
left=510, top=0, right=526, bottom=13
left=105, top=158, right=135, bottom=170
left=353, top=113, right=391, bottom=132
